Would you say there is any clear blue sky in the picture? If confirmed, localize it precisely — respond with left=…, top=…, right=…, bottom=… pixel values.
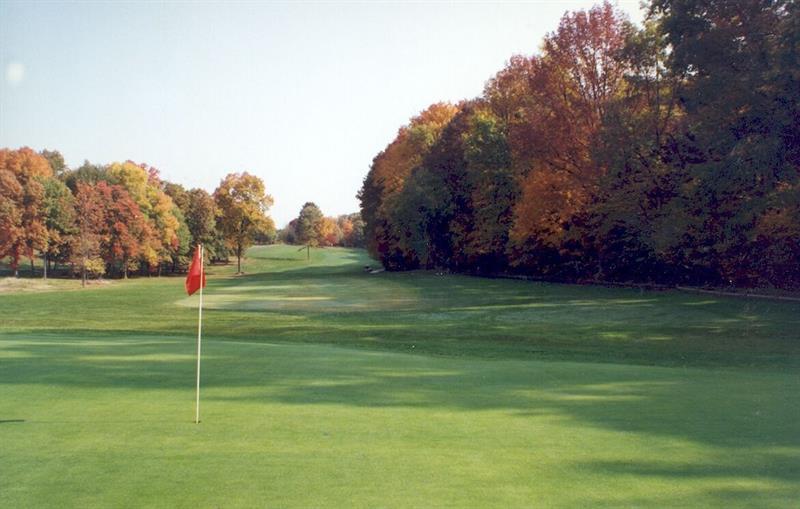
left=0, top=1, right=643, bottom=227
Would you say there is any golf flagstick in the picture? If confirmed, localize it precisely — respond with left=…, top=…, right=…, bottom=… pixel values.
left=195, top=244, right=204, bottom=424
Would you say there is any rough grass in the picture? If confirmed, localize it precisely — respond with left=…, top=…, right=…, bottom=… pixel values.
left=1, top=245, right=798, bottom=507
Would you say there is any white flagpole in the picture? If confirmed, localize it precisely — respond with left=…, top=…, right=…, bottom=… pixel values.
left=195, top=244, right=204, bottom=424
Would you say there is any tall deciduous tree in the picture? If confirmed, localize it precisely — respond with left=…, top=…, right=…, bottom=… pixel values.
left=650, top=0, right=800, bottom=286
left=73, top=182, right=106, bottom=286
left=0, top=148, right=52, bottom=276
left=358, top=103, right=459, bottom=263
left=107, top=161, right=185, bottom=273
left=214, top=172, right=273, bottom=273
left=462, top=106, right=514, bottom=272
left=93, top=181, right=151, bottom=279
left=41, top=177, right=76, bottom=278
left=509, top=2, right=630, bottom=275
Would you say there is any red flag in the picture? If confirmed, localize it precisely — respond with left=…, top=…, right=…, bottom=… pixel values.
left=185, top=245, right=206, bottom=296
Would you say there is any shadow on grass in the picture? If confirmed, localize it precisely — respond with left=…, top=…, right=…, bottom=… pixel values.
left=2, top=331, right=799, bottom=504
left=2, top=333, right=798, bottom=445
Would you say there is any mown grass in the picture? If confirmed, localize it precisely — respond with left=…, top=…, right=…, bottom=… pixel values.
left=1, top=245, right=799, bottom=507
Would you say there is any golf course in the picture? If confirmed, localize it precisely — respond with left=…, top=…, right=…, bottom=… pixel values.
left=1, top=245, right=798, bottom=507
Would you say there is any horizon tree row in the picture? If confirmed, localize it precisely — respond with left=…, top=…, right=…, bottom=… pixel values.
left=359, top=0, right=800, bottom=289
left=0, top=147, right=275, bottom=283
left=279, top=202, right=365, bottom=248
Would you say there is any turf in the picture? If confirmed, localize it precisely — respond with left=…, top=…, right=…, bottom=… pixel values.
left=1, top=245, right=799, bottom=507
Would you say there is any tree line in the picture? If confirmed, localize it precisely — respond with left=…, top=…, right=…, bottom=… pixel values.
left=279, top=202, right=365, bottom=248
left=359, top=0, right=799, bottom=289
left=0, top=147, right=274, bottom=283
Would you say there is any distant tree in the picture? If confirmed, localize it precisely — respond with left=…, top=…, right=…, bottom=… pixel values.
left=344, top=213, right=365, bottom=248
left=295, top=202, right=324, bottom=247
left=337, top=216, right=353, bottom=240
left=279, top=219, right=298, bottom=244
left=253, top=216, right=277, bottom=244
left=213, top=172, right=273, bottom=273
left=318, top=216, right=341, bottom=247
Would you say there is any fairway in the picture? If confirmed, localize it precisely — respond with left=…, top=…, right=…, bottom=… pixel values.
left=2, top=246, right=799, bottom=507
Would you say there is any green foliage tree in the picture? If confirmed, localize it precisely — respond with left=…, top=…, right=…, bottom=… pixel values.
left=648, top=0, right=800, bottom=286
left=295, top=202, right=324, bottom=247
left=62, top=161, right=110, bottom=193
left=40, top=149, right=68, bottom=176
left=462, top=106, right=514, bottom=272
left=41, top=177, right=76, bottom=278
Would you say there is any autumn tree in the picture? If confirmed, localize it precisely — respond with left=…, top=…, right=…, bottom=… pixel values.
left=509, top=2, right=630, bottom=275
left=0, top=166, right=24, bottom=276
left=107, top=161, right=186, bottom=273
left=93, top=181, right=151, bottom=278
left=318, top=216, right=340, bottom=247
left=337, top=213, right=365, bottom=247
left=213, top=172, right=274, bottom=273
left=358, top=103, right=459, bottom=263
left=72, top=182, right=106, bottom=286
left=0, top=148, right=52, bottom=276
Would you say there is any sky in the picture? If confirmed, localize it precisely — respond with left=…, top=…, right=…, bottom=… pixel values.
left=0, top=1, right=644, bottom=227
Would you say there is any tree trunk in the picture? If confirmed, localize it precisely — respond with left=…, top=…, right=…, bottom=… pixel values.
left=81, top=260, right=86, bottom=288
left=124, top=259, right=128, bottom=279
left=43, top=253, right=48, bottom=280
left=30, top=257, right=35, bottom=276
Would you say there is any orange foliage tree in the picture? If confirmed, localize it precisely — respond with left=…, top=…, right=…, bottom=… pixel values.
left=508, top=2, right=630, bottom=273
left=0, top=148, right=53, bottom=276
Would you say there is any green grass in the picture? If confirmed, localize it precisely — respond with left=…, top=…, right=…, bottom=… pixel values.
left=1, top=245, right=799, bottom=507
